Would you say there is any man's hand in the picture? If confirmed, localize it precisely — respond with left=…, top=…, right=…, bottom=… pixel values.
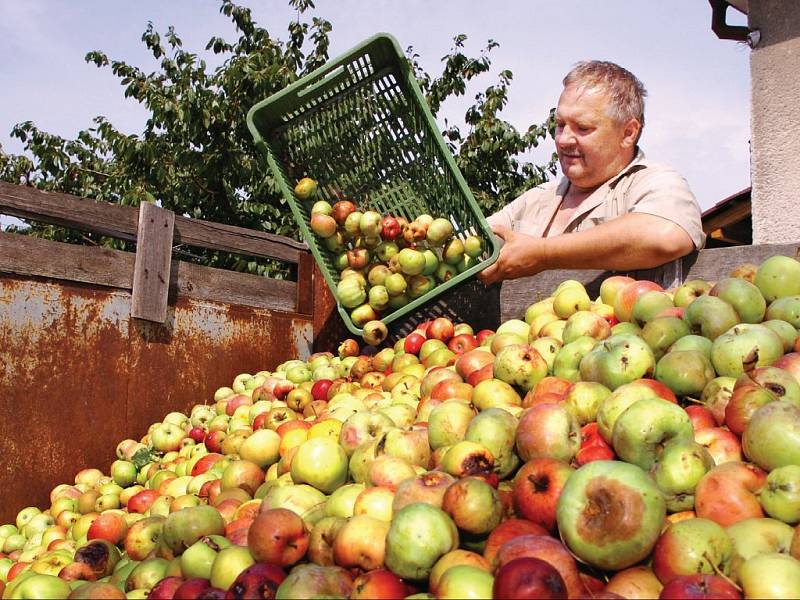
left=477, top=226, right=547, bottom=286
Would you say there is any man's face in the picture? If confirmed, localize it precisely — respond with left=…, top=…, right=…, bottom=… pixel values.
left=555, top=84, right=639, bottom=192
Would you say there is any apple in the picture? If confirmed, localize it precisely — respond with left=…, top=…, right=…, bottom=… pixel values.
left=744, top=400, right=800, bottom=471
left=739, top=552, right=800, bottom=598
left=226, top=563, right=286, bottom=599
left=727, top=517, right=793, bottom=581
left=209, top=546, right=255, bottom=592
left=674, top=279, right=714, bottom=308
left=562, top=310, right=611, bottom=344
left=339, top=411, right=395, bottom=456
left=580, top=333, right=656, bottom=390
left=668, top=334, right=713, bottom=359
left=442, top=476, right=503, bottom=536
left=710, top=277, right=767, bottom=323
left=124, top=516, right=165, bottom=561
left=492, top=557, right=567, bottom=600
left=652, top=518, right=733, bottom=584
left=493, top=344, right=549, bottom=393
left=694, top=426, right=742, bottom=465
left=764, top=319, right=800, bottom=352
left=436, top=565, right=494, bottom=599
left=601, top=275, right=636, bottom=306
left=685, top=405, right=717, bottom=431
left=761, top=465, right=800, bottom=523
left=448, top=333, right=479, bottom=354
left=274, top=564, right=354, bottom=598
left=605, top=566, right=663, bottom=599
left=472, top=378, right=522, bottom=410
left=384, top=503, right=459, bottom=580
left=554, top=285, right=592, bottom=319
left=492, top=534, right=585, bottom=598
left=428, top=401, right=475, bottom=449
left=766, top=296, right=800, bottom=328
left=614, top=280, right=664, bottom=322
left=553, top=336, right=598, bottom=382
left=392, top=471, right=455, bottom=512
left=754, top=255, right=800, bottom=302
left=125, top=557, right=169, bottom=592
left=351, top=569, right=410, bottom=600
left=179, top=535, right=230, bottom=579
left=333, top=515, right=390, bottom=571
left=683, top=295, right=740, bottom=341
left=512, top=458, right=574, bottom=531
left=655, top=350, right=717, bottom=397
left=596, top=381, right=661, bottom=443
left=651, top=438, right=714, bottom=511
left=658, top=574, right=741, bottom=599
left=612, top=397, right=694, bottom=470
left=711, top=324, right=784, bottom=378
left=556, top=460, right=666, bottom=570
left=290, top=437, right=348, bottom=494
left=516, top=403, right=580, bottom=463
left=464, top=407, right=519, bottom=478
left=631, top=291, right=675, bottom=326
left=694, top=462, right=766, bottom=526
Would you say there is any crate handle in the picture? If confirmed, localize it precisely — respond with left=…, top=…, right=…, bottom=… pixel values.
left=298, top=65, right=348, bottom=99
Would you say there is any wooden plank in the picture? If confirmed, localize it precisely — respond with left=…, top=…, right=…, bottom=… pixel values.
left=0, top=230, right=299, bottom=312
left=0, top=230, right=133, bottom=289
left=171, top=261, right=298, bottom=314
left=296, top=252, right=314, bottom=315
left=131, top=203, right=175, bottom=322
left=0, top=182, right=307, bottom=263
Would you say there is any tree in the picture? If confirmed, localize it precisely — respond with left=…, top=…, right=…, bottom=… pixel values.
left=0, top=0, right=556, bottom=277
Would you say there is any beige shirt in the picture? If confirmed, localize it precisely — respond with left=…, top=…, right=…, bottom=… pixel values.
left=487, top=150, right=706, bottom=249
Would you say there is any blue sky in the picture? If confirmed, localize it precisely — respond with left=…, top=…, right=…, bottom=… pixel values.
left=0, top=0, right=751, bottom=220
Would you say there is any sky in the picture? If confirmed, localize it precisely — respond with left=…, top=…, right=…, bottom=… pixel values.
left=0, top=0, right=751, bottom=229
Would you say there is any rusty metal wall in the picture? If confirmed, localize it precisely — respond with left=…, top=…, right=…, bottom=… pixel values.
left=0, top=274, right=312, bottom=524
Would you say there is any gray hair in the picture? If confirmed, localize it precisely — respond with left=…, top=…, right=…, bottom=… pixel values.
left=563, top=61, right=647, bottom=131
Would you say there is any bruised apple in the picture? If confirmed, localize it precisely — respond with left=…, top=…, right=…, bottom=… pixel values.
left=556, top=460, right=666, bottom=571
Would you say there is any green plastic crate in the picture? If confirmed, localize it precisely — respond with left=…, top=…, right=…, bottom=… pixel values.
left=247, top=33, right=499, bottom=336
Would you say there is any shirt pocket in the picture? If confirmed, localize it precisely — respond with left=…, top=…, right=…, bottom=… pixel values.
left=511, top=219, right=540, bottom=237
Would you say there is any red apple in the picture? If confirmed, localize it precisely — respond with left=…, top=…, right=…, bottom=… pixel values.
left=448, top=333, right=479, bottom=354
left=694, top=462, right=766, bottom=526
left=404, top=332, right=426, bottom=355
left=512, top=458, right=575, bottom=531
left=659, top=574, right=741, bottom=599
left=493, top=535, right=585, bottom=599
left=482, top=519, right=550, bottom=566
left=248, top=508, right=309, bottom=567
left=694, top=427, right=742, bottom=465
left=476, top=329, right=495, bottom=345
left=493, top=557, right=567, bottom=599
left=685, top=405, right=716, bottom=431
left=428, top=317, right=455, bottom=342
left=351, top=569, right=410, bottom=599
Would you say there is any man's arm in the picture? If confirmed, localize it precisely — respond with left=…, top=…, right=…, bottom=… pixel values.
left=478, top=212, right=694, bottom=286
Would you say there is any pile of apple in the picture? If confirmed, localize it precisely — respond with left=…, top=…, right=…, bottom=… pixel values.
left=2, top=255, right=800, bottom=599
left=296, top=177, right=485, bottom=336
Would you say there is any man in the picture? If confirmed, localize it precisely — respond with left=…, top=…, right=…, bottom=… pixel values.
left=478, top=60, right=704, bottom=286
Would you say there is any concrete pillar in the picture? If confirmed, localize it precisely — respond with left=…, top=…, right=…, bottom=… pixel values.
left=749, top=1, right=800, bottom=243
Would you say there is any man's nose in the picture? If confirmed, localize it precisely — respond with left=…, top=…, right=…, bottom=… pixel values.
left=556, top=125, right=575, bottom=147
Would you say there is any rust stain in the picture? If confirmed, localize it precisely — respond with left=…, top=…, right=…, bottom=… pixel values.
left=0, top=274, right=313, bottom=522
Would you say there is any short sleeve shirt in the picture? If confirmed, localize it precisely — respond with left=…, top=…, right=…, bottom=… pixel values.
left=486, top=149, right=706, bottom=249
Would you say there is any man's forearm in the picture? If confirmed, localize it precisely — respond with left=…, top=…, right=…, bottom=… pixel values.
left=539, top=213, right=694, bottom=272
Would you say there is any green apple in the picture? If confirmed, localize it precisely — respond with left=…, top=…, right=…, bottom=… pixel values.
left=385, top=503, right=459, bottom=580
left=744, top=401, right=800, bottom=471
left=655, top=350, right=716, bottom=397
left=711, top=324, right=784, bottom=378
left=612, top=397, right=694, bottom=470
left=739, top=552, right=800, bottom=598
left=557, top=460, right=666, bottom=571
left=709, top=277, right=767, bottom=323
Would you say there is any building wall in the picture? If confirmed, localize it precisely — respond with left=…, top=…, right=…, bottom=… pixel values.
left=749, top=1, right=800, bottom=243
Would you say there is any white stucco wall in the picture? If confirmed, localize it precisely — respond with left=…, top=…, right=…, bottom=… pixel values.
left=749, top=1, right=800, bottom=244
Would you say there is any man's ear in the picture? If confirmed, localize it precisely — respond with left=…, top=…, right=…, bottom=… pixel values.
left=621, top=118, right=641, bottom=149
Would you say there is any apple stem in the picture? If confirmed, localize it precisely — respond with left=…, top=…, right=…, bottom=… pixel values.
left=705, top=551, right=743, bottom=592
